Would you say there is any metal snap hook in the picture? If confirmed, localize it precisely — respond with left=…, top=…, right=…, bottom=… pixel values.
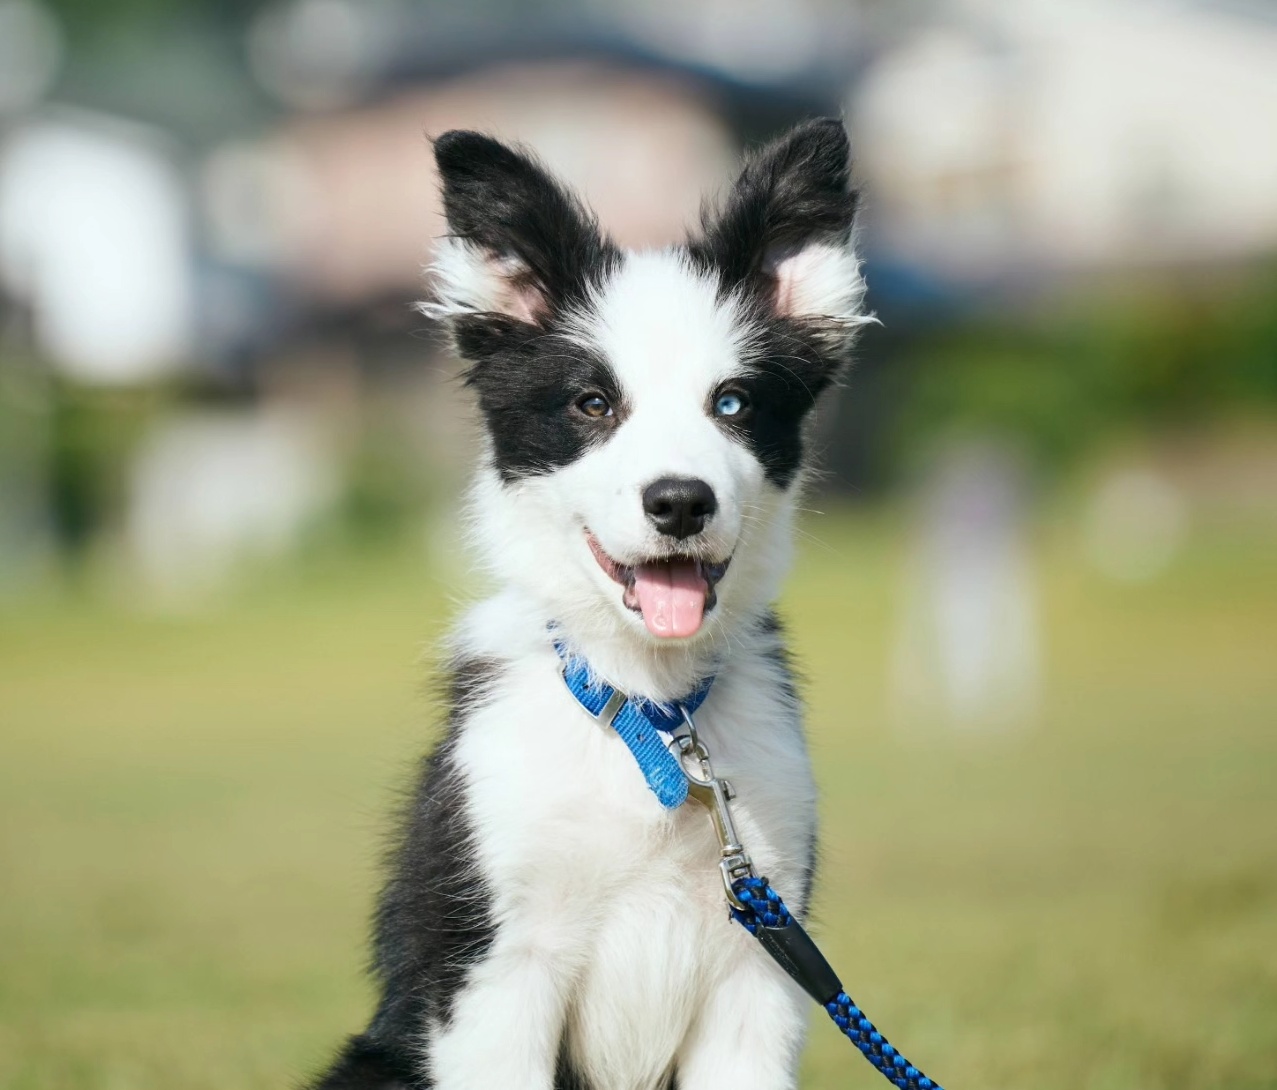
left=669, top=705, right=757, bottom=910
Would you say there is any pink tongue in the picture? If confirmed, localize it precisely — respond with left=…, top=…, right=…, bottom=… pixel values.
left=633, top=560, right=708, bottom=638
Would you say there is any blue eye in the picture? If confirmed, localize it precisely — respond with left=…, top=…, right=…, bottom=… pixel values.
left=715, top=391, right=746, bottom=417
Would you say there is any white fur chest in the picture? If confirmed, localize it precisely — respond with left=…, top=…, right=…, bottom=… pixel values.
left=442, top=636, right=816, bottom=1090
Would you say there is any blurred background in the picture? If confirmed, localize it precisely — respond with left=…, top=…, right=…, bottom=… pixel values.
left=1, top=0, right=1275, bottom=1087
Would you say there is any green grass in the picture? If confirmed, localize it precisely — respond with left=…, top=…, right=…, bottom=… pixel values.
left=2, top=508, right=1275, bottom=1089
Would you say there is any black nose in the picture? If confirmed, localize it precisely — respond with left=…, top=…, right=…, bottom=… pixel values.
left=642, top=477, right=717, bottom=539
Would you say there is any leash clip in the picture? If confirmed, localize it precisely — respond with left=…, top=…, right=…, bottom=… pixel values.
left=670, top=706, right=757, bottom=911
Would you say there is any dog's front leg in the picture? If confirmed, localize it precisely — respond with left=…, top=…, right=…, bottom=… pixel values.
left=427, top=939, right=572, bottom=1090
left=676, top=947, right=809, bottom=1089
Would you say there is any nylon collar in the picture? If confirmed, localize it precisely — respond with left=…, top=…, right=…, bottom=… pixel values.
left=553, top=638, right=713, bottom=809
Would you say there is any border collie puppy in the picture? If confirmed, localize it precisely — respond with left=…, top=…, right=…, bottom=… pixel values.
left=312, top=117, right=872, bottom=1090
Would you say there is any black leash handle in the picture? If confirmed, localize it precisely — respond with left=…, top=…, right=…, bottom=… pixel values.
left=731, top=877, right=945, bottom=1090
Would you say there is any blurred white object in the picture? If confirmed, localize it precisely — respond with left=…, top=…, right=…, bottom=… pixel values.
left=0, top=112, right=193, bottom=382
left=127, top=409, right=338, bottom=600
left=1083, top=466, right=1188, bottom=583
left=892, top=443, right=1040, bottom=734
left=854, top=0, right=1277, bottom=272
left=0, top=0, right=61, bottom=115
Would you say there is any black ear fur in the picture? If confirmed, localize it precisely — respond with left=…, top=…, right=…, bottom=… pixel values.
left=432, top=131, right=619, bottom=321
left=689, top=118, right=859, bottom=302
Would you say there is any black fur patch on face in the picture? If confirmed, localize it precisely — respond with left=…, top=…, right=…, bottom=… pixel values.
left=710, top=318, right=838, bottom=488
left=688, top=118, right=862, bottom=488
left=308, top=658, right=501, bottom=1088
left=458, top=322, right=628, bottom=481
left=432, top=131, right=626, bottom=481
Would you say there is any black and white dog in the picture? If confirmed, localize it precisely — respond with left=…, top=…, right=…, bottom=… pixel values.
left=312, top=118, right=872, bottom=1090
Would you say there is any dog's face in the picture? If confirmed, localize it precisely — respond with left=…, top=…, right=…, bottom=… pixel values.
left=427, top=120, right=871, bottom=645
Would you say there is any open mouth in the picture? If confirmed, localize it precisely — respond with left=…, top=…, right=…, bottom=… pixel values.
left=586, top=531, right=730, bottom=639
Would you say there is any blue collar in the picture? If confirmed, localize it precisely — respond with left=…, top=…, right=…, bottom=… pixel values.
left=553, top=639, right=713, bottom=809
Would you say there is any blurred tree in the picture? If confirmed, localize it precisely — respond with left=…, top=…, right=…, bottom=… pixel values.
left=46, top=381, right=162, bottom=560
left=877, top=263, right=1277, bottom=485
left=43, top=0, right=266, bottom=44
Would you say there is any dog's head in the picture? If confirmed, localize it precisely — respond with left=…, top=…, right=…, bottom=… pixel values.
left=426, top=119, right=871, bottom=648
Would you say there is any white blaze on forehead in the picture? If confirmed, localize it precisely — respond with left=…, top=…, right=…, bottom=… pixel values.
left=569, top=250, right=750, bottom=401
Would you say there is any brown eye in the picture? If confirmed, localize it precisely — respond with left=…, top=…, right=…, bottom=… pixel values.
left=577, top=394, right=613, bottom=418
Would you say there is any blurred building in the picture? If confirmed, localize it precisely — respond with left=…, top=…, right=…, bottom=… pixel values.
left=854, top=0, right=1277, bottom=279
left=202, top=63, right=740, bottom=314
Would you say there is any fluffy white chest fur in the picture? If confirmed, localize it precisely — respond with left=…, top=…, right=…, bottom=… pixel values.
left=432, top=594, right=817, bottom=1090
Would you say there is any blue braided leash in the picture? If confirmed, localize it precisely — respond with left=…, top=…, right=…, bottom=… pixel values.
left=731, top=876, right=944, bottom=1090
left=554, top=638, right=946, bottom=1090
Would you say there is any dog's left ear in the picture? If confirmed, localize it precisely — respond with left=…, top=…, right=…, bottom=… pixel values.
left=691, top=118, right=870, bottom=335
left=424, top=130, right=616, bottom=332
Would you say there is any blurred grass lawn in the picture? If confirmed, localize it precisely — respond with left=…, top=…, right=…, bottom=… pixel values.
left=1, top=507, right=1275, bottom=1090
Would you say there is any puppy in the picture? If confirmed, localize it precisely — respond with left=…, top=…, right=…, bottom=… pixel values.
left=311, top=117, right=871, bottom=1090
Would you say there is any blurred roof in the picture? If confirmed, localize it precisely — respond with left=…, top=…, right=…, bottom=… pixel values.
left=40, top=2, right=868, bottom=149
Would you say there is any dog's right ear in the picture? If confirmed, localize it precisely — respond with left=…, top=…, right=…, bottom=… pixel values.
left=424, top=131, right=616, bottom=331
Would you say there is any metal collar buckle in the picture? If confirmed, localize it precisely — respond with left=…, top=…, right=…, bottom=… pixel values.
left=561, top=661, right=627, bottom=729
